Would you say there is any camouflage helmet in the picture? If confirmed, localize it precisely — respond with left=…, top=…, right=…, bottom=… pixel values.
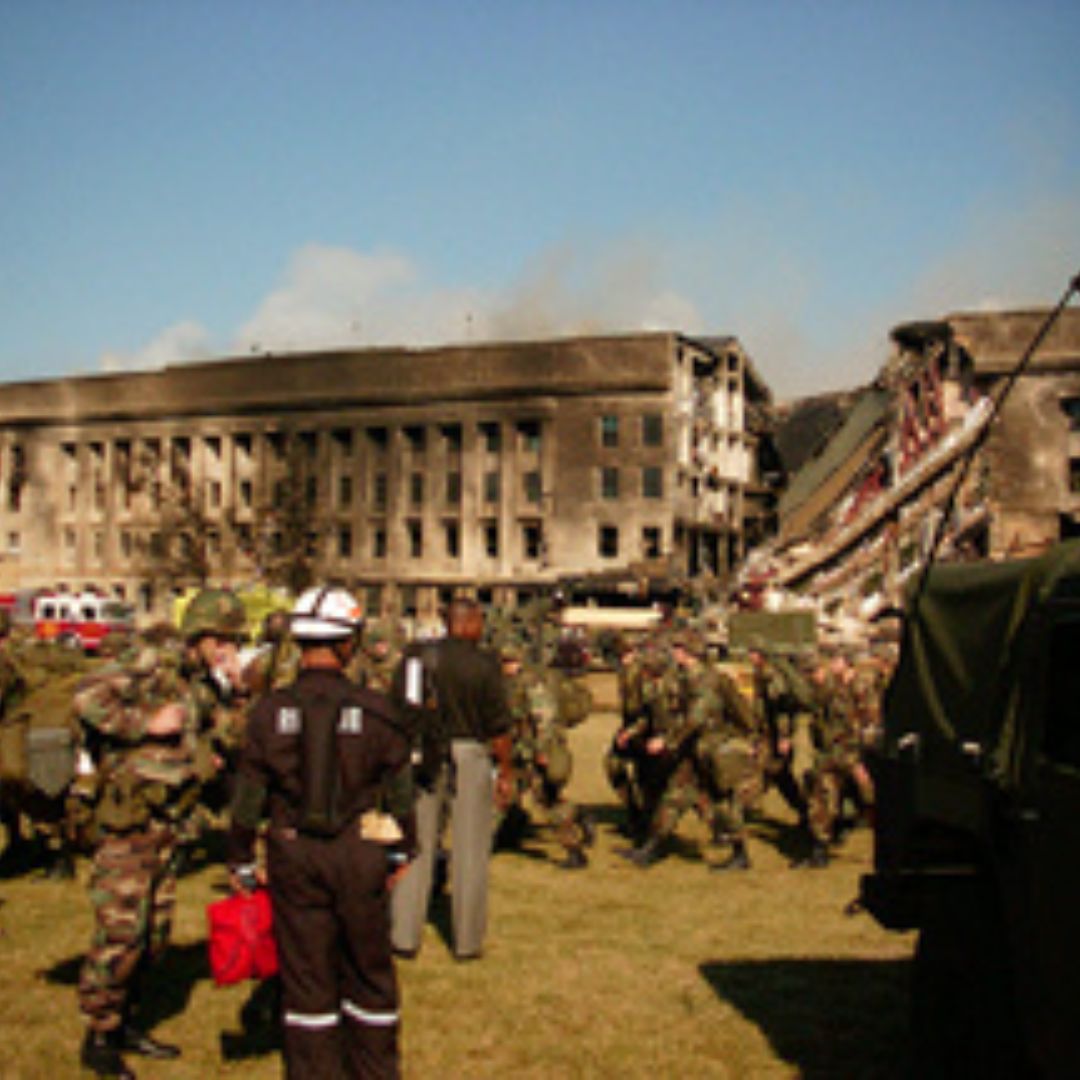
left=181, top=588, right=247, bottom=643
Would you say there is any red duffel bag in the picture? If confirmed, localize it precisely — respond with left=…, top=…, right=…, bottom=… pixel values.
left=207, top=888, right=279, bottom=986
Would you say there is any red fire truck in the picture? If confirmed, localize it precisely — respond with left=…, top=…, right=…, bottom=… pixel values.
left=30, top=591, right=134, bottom=653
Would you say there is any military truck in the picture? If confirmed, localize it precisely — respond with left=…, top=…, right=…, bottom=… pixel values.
left=860, top=540, right=1080, bottom=1077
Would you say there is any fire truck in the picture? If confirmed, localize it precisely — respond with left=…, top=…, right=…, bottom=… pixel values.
left=28, top=591, right=134, bottom=653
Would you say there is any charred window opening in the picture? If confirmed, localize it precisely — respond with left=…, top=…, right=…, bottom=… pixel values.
left=599, top=525, right=619, bottom=558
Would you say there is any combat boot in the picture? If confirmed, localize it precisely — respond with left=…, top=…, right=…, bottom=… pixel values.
left=120, top=1025, right=181, bottom=1059
left=578, top=812, right=597, bottom=848
left=617, top=837, right=666, bottom=868
left=555, top=847, right=588, bottom=870
left=80, top=1028, right=136, bottom=1079
left=711, top=842, right=751, bottom=872
left=789, top=842, right=830, bottom=869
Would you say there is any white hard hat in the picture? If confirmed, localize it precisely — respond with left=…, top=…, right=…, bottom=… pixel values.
left=290, top=586, right=364, bottom=641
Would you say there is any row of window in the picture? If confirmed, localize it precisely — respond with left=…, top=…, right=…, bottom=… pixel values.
left=53, top=519, right=665, bottom=566
left=600, top=413, right=664, bottom=449
left=60, top=462, right=665, bottom=517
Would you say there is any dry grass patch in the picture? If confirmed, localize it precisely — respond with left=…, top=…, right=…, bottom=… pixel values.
left=0, top=674, right=915, bottom=1078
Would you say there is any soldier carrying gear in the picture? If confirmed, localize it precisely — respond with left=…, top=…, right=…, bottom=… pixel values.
left=228, top=586, right=414, bottom=1079
left=74, top=649, right=209, bottom=1078
left=498, top=646, right=594, bottom=870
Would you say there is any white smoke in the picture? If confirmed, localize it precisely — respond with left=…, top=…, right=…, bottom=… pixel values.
left=99, top=320, right=213, bottom=371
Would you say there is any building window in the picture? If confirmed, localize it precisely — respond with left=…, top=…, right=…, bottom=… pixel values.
left=410, top=472, right=424, bottom=507
left=643, top=413, right=664, bottom=447
left=523, top=522, right=543, bottom=561
left=601, top=415, right=619, bottom=448
left=484, top=521, right=499, bottom=558
left=407, top=520, right=423, bottom=558
left=517, top=420, right=541, bottom=454
left=1069, top=458, right=1080, bottom=494
left=484, top=470, right=500, bottom=504
left=305, top=476, right=318, bottom=507
left=338, top=475, right=353, bottom=509
left=643, top=466, right=664, bottom=499
left=365, top=585, right=382, bottom=617
left=441, top=423, right=463, bottom=452
left=366, top=426, right=388, bottom=453
left=6, top=531, right=19, bottom=556
left=642, top=526, right=662, bottom=558
left=404, top=425, right=426, bottom=454
left=446, top=471, right=461, bottom=506
left=239, top=479, right=253, bottom=508
left=445, top=521, right=460, bottom=558
left=373, top=473, right=388, bottom=511
left=601, top=467, right=620, bottom=500
left=480, top=422, right=501, bottom=453
left=373, top=526, right=387, bottom=559
left=207, top=480, right=223, bottom=508
left=332, top=427, right=354, bottom=456
left=599, top=525, right=619, bottom=558
left=338, top=525, right=352, bottom=559
left=120, top=531, right=132, bottom=560
left=523, top=470, right=542, bottom=504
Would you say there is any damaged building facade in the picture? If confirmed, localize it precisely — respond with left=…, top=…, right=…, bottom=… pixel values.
left=745, top=307, right=1080, bottom=636
left=0, top=332, right=774, bottom=619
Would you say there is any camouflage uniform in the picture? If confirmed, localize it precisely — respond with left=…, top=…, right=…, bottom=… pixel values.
left=74, top=651, right=213, bottom=1073
left=798, top=655, right=873, bottom=866
left=348, top=622, right=402, bottom=693
left=606, top=638, right=668, bottom=842
left=501, top=656, right=592, bottom=868
left=179, top=589, right=250, bottom=822
left=750, top=649, right=813, bottom=827
left=695, top=660, right=766, bottom=869
left=0, top=616, right=30, bottom=862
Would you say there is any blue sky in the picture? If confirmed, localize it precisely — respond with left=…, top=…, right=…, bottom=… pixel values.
left=2, top=1, right=1078, bottom=398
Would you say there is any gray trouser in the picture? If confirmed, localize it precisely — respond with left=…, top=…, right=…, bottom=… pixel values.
left=391, top=739, right=494, bottom=958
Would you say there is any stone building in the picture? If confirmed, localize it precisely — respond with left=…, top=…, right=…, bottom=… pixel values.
left=0, top=332, right=773, bottom=620
left=744, top=306, right=1080, bottom=635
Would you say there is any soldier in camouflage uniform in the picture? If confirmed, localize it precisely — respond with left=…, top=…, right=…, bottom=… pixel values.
left=747, top=644, right=813, bottom=831
left=178, top=588, right=250, bottom=819
left=618, top=633, right=760, bottom=869
left=498, top=644, right=592, bottom=869
left=606, top=634, right=667, bottom=843
left=348, top=619, right=402, bottom=693
left=73, top=647, right=216, bottom=1077
left=795, top=651, right=875, bottom=867
left=242, top=608, right=301, bottom=695
left=0, top=609, right=30, bottom=868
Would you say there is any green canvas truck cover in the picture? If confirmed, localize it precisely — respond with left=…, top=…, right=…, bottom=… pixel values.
left=883, top=539, right=1080, bottom=830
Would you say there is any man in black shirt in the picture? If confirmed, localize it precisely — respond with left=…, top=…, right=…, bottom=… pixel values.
left=390, top=598, right=511, bottom=960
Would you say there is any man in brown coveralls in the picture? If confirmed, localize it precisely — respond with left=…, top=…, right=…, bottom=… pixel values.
left=228, top=586, right=415, bottom=1079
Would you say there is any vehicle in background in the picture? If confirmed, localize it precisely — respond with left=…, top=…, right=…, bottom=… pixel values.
left=860, top=540, right=1080, bottom=1077
left=31, top=591, right=134, bottom=653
